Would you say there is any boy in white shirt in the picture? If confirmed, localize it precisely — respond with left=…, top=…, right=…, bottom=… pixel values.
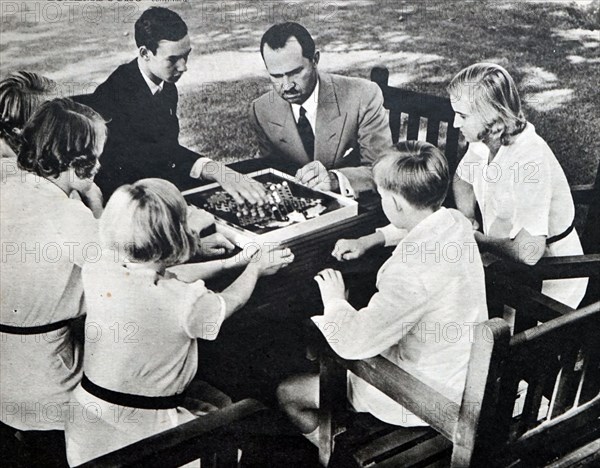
left=277, top=141, right=488, bottom=443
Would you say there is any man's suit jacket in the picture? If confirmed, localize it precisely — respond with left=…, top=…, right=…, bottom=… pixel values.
left=250, top=72, right=392, bottom=193
left=90, top=59, right=199, bottom=197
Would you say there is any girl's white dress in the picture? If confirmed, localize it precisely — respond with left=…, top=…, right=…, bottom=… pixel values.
left=65, top=259, right=226, bottom=465
left=1, top=172, right=97, bottom=430
left=457, top=123, right=587, bottom=308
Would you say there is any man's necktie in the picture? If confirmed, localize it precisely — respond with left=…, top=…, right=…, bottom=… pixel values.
left=297, top=106, right=315, bottom=159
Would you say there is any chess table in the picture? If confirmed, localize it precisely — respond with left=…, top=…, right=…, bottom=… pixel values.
left=183, top=159, right=388, bottom=311
left=184, top=159, right=389, bottom=405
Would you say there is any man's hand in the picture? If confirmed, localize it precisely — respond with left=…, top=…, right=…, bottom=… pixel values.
left=220, top=171, right=268, bottom=205
left=295, top=161, right=339, bottom=192
left=314, top=268, right=346, bottom=304
left=198, top=233, right=235, bottom=258
left=202, top=160, right=268, bottom=205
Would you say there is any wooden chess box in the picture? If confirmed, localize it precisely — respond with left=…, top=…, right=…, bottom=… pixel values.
left=182, top=168, right=359, bottom=247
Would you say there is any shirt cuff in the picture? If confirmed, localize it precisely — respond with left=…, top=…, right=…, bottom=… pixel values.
left=330, top=170, right=355, bottom=198
left=190, top=157, right=214, bottom=179
left=214, top=294, right=227, bottom=327
left=376, top=224, right=407, bottom=247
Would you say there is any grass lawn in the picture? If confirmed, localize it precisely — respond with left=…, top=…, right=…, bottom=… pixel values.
left=2, top=0, right=599, bottom=183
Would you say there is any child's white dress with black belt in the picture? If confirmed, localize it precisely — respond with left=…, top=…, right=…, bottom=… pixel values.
left=457, top=123, right=587, bottom=308
left=65, top=261, right=226, bottom=466
left=0, top=171, right=97, bottom=431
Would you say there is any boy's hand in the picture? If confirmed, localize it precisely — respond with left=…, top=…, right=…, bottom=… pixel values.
left=314, top=269, right=346, bottom=304
left=249, top=245, right=294, bottom=276
left=332, top=238, right=368, bottom=261
left=197, top=233, right=235, bottom=258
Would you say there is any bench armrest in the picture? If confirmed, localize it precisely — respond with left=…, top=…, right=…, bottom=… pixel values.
left=77, top=398, right=267, bottom=468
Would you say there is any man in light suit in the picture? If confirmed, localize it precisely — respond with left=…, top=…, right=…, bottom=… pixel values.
left=251, top=22, right=392, bottom=197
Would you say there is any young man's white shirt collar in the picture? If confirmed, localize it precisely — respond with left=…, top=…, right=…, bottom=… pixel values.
left=137, top=59, right=164, bottom=95
left=291, top=78, right=319, bottom=130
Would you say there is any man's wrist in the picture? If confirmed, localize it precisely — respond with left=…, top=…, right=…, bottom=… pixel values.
left=322, top=296, right=347, bottom=311
left=190, top=157, right=214, bottom=180
left=195, top=159, right=229, bottom=183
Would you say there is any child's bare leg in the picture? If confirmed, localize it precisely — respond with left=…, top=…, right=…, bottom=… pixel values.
left=276, top=373, right=319, bottom=433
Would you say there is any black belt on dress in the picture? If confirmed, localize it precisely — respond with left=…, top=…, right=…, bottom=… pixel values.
left=0, top=319, right=73, bottom=335
left=81, top=374, right=186, bottom=410
left=547, top=223, right=574, bottom=245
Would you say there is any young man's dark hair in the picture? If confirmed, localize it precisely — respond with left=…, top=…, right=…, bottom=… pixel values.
left=260, top=22, right=316, bottom=59
left=134, top=7, right=188, bottom=54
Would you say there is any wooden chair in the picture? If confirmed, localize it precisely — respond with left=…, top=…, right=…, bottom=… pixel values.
left=571, top=166, right=600, bottom=256
left=76, top=398, right=268, bottom=467
left=485, top=164, right=600, bottom=326
left=316, top=292, right=600, bottom=467
left=370, top=65, right=461, bottom=177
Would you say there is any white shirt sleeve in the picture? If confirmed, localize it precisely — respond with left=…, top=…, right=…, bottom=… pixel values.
left=330, top=170, right=355, bottom=198
left=455, top=144, right=483, bottom=184
left=312, top=262, right=426, bottom=360
left=189, top=157, right=214, bottom=179
left=376, top=224, right=407, bottom=247
left=509, top=154, right=552, bottom=238
left=179, top=280, right=227, bottom=340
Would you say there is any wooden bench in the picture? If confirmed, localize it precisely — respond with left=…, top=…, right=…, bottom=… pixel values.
left=316, top=292, right=600, bottom=467
left=76, top=398, right=267, bottom=467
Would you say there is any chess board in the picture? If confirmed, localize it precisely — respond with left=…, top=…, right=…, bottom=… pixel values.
left=182, top=169, right=358, bottom=247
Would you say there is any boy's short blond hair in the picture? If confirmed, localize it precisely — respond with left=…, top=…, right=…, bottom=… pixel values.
left=101, top=178, right=196, bottom=266
left=373, top=140, right=449, bottom=210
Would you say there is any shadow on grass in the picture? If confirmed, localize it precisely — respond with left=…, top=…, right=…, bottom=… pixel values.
left=178, top=1, right=598, bottom=185
left=2, top=0, right=598, bottom=184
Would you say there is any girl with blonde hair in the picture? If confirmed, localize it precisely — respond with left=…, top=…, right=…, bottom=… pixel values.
left=65, top=178, right=293, bottom=464
left=450, top=63, right=587, bottom=307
